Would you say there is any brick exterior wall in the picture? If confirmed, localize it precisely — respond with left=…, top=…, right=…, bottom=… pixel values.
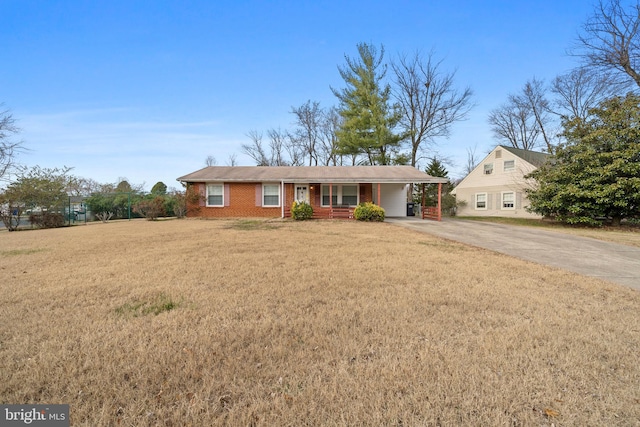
left=187, top=182, right=375, bottom=218
left=187, top=182, right=283, bottom=218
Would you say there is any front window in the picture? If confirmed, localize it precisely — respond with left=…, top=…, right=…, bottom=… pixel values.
left=322, top=185, right=338, bottom=206
left=502, top=192, right=515, bottom=209
left=263, top=184, right=280, bottom=207
left=342, top=185, right=358, bottom=206
left=503, top=160, right=515, bottom=172
left=322, top=185, right=359, bottom=207
left=207, top=184, right=223, bottom=206
left=475, top=193, right=487, bottom=210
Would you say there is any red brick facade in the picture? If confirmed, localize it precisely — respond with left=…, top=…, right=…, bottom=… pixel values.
left=187, top=182, right=374, bottom=218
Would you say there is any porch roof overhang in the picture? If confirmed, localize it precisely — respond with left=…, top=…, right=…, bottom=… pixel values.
left=177, top=166, right=448, bottom=184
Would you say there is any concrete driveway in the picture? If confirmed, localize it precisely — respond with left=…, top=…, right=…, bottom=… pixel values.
left=387, top=218, right=640, bottom=291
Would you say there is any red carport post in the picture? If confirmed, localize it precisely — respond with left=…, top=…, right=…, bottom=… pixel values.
left=329, top=183, right=333, bottom=218
left=437, top=182, right=442, bottom=221
left=422, top=183, right=426, bottom=220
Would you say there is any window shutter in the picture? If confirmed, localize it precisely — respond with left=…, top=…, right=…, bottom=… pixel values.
left=255, top=184, right=262, bottom=206
left=487, top=193, right=493, bottom=210
left=516, top=192, right=522, bottom=209
left=199, top=184, right=205, bottom=207
left=224, top=184, right=230, bottom=207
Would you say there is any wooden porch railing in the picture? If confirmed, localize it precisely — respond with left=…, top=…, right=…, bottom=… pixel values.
left=284, top=207, right=354, bottom=220
left=422, top=206, right=441, bottom=221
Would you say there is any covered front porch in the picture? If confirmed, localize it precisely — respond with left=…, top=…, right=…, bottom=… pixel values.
left=282, top=181, right=444, bottom=221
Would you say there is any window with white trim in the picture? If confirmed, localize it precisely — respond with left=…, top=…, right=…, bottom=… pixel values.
left=206, top=184, right=223, bottom=206
left=342, top=185, right=358, bottom=205
left=503, top=160, right=515, bottom=172
left=484, top=163, right=493, bottom=174
left=322, top=185, right=337, bottom=206
left=321, top=184, right=359, bottom=207
left=475, top=193, right=487, bottom=210
left=262, top=184, right=280, bottom=207
left=502, top=191, right=515, bottom=209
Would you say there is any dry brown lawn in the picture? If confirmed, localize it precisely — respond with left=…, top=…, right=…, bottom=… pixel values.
left=1, top=219, right=639, bottom=426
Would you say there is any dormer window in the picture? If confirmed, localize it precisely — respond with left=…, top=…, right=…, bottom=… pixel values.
left=484, top=163, right=493, bottom=175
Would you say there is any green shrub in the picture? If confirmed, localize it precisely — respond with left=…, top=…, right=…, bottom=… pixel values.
left=353, top=202, right=385, bottom=222
left=291, top=201, right=313, bottom=220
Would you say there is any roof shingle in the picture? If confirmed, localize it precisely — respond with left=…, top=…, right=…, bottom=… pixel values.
left=177, top=166, right=448, bottom=184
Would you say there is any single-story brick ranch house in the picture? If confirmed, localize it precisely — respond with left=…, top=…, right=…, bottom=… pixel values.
left=177, top=165, right=449, bottom=220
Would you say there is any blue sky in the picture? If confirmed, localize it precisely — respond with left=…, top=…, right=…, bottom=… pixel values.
left=2, top=0, right=594, bottom=190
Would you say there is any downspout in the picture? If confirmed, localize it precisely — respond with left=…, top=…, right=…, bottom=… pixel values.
left=281, top=180, right=285, bottom=218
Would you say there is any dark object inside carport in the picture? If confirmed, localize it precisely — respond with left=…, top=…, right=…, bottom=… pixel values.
left=407, top=202, right=415, bottom=216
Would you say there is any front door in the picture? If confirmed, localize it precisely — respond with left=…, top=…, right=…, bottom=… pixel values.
left=295, top=185, right=309, bottom=203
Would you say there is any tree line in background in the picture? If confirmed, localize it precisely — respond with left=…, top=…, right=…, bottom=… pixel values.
left=0, top=165, right=188, bottom=231
left=1, top=0, right=639, bottom=228
left=489, top=0, right=640, bottom=153
left=240, top=43, right=473, bottom=169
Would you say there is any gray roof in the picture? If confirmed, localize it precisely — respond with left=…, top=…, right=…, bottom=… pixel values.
left=500, top=145, right=550, bottom=167
left=177, top=166, right=448, bottom=184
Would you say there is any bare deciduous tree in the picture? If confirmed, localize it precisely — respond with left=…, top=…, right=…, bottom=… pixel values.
left=551, top=67, right=631, bottom=121
left=242, top=129, right=297, bottom=166
left=0, top=106, right=23, bottom=183
left=521, top=78, right=555, bottom=153
left=291, top=100, right=322, bottom=166
left=318, top=106, right=346, bottom=165
left=488, top=78, right=555, bottom=152
left=242, top=130, right=270, bottom=166
left=267, top=127, right=296, bottom=166
left=574, top=0, right=640, bottom=87
left=465, top=145, right=480, bottom=175
left=205, top=155, right=217, bottom=166
left=488, top=100, right=541, bottom=151
left=226, top=153, right=238, bottom=166
left=392, top=50, right=474, bottom=167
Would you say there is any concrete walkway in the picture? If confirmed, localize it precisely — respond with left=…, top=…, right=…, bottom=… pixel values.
left=387, top=218, right=640, bottom=291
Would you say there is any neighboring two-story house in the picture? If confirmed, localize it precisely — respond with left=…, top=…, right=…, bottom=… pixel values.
left=452, top=145, right=549, bottom=218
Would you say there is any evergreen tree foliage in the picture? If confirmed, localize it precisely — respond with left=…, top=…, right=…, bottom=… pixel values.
left=151, top=181, right=168, bottom=195
left=116, top=180, right=132, bottom=193
left=526, top=93, right=640, bottom=226
left=332, top=43, right=403, bottom=165
left=415, top=157, right=456, bottom=215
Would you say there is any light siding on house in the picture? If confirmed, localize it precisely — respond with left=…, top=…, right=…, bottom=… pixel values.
left=453, top=146, right=546, bottom=218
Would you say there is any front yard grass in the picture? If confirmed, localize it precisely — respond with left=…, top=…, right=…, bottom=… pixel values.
left=1, top=219, right=639, bottom=425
